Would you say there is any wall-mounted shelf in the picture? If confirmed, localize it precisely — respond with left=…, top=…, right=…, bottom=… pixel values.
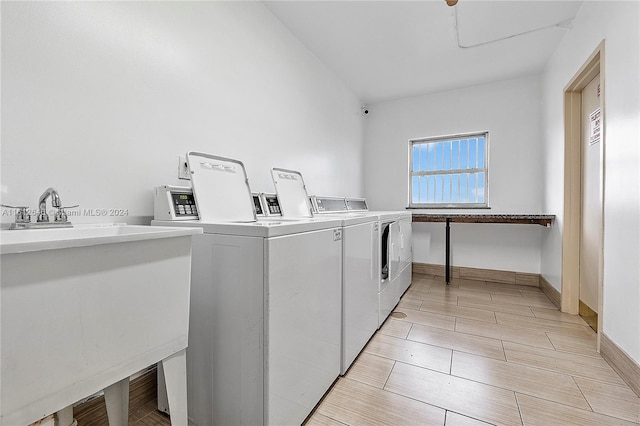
left=412, top=214, right=555, bottom=227
left=411, top=214, right=555, bottom=284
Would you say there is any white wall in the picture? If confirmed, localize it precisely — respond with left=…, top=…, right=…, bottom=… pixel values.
left=540, top=2, right=640, bottom=361
left=1, top=1, right=363, bottom=225
left=364, top=76, right=544, bottom=273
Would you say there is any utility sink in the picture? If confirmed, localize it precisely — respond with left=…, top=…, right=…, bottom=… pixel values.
left=0, top=223, right=200, bottom=253
left=1, top=224, right=202, bottom=425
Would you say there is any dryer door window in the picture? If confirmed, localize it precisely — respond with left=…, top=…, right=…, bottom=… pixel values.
left=380, top=222, right=391, bottom=281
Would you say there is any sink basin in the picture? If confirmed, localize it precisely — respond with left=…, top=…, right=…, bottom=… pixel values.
left=1, top=223, right=199, bottom=254
left=1, top=224, right=202, bottom=425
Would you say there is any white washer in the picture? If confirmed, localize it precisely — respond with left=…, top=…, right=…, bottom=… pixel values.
left=311, top=196, right=380, bottom=375
left=153, top=153, right=343, bottom=426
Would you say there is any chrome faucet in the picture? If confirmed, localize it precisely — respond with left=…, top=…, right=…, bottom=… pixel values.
left=2, top=187, right=75, bottom=229
left=37, top=187, right=62, bottom=222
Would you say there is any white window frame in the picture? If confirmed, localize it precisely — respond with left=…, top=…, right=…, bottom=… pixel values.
left=409, top=131, right=489, bottom=208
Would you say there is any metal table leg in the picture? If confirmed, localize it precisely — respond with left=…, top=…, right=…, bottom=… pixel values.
left=445, top=218, right=451, bottom=285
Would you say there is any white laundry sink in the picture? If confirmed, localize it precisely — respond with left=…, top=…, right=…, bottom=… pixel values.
left=0, top=224, right=202, bottom=425
left=0, top=223, right=200, bottom=253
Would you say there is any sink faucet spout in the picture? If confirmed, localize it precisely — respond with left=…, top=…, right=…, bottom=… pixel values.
left=38, top=187, right=61, bottom=222
left=39, top=187, right=61, bottom=209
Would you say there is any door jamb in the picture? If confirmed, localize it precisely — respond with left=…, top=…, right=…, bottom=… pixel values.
left=561, top=40, right=605, bottom=349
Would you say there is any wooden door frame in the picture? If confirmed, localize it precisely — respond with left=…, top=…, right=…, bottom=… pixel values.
left=562, top=40, right=605, bottom=348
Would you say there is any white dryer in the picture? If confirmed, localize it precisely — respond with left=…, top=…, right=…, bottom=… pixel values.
left=314, top=197, right=413, bottom=328
left=153, top=153, right=343, bottom=426
left=340, top=200, right=413, bottom=314
left=311, top=196, right=380, bottom=375
left=374, top=210, right=412, bottom=326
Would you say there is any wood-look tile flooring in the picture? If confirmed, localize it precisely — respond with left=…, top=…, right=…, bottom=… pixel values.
left=131, top=273, right=639, bottom=425
left=76, top=399, right=170, bottom=426
left=306, top=274, right=640, bottom=426
left=129, top=400, right=171, bottom=425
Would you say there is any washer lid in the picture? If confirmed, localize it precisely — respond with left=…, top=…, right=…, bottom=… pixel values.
left=186, top=152, right=256, bottom=223
left=271, top=168, right=313, bottom=218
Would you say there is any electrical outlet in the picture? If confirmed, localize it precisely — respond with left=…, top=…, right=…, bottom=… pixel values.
left=178, top=155, right=190, bottom=180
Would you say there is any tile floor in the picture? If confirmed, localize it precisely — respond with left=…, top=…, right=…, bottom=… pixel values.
left=129, top=400, right=172, bottom=425
left=135, top=273, right=639, bottom=425
left=78, top=399, right=170, bottom=426
left=305, top=274, right=640, bottom=426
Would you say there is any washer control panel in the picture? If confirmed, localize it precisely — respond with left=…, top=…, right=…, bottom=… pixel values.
left=252, top=194, right=265, bottom=217
left=171, top=192, right=198, bottom=217
left=261, top=194, right=282, bottom=216
left=154, top=185, right=199, bottom=221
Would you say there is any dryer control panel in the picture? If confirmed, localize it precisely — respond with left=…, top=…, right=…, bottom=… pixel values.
left=312, top=197, right=348, bottom=214
left=154, top=185, right=199, bottom=221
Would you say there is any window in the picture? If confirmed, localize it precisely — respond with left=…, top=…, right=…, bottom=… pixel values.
left=409, top=132, right=488, bottom=208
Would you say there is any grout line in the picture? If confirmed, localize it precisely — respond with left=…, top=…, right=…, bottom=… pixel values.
left=406, top=322, right=415, bottom=340
left=448, top=348, right=454, bottom=375
left=381, top=359, right=397, bottom=389
left=445, top=410, right=494, bottom=426
left=500, top=339, right=507, bottom=361
left=451, top=353, right=606, bottom=414
left=572, top=375, right=595, bottom=412
left=400, top=361, right=540, bottom=425
left=575, top=370, right=640, bottom=388
left=381, top=360, right=469, bottom=412
left=514, top=393, right=525, bottom=425
left=500, top=347, right=605, bottom=382
left=515, top=389, right=640, bottom=422
left=501, top=357, right=628, bottom=388
left=544, top=330, right=557, bottom=351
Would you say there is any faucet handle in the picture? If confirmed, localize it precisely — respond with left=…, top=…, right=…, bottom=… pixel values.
left=54, top=205, right=79, bottom=223
left=37, top=209, right=50, bottom=223
left=1, top=204, right=31, bottom=223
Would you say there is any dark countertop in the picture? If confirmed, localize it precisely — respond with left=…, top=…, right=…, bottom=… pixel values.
left=411, top=214, right=555, bottom=226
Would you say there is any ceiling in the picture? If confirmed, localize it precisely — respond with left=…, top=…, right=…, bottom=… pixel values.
left=264, top=1, right=583, bottom=104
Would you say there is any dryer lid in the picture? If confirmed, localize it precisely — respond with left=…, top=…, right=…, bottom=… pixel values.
left=270, top=168, right=313, bottom=218
left=186, top=152, right=256, bottom=223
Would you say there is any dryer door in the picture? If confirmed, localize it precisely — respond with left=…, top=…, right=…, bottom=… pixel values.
left=380, top=222, right=391, bottom=284
left=388, top=221, right=401, bottom=282
left=399, top=217, right=413, bottom=269
left=379, top=220, right=400, bottom=327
